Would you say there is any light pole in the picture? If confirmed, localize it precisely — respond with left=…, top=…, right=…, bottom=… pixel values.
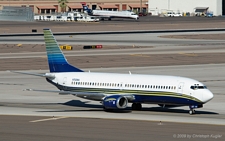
left=168, top=0, right=170, bottom=10
left=140, top=0, right=142, bottom=13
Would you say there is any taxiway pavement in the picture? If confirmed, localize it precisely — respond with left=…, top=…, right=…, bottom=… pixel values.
left=0, top=29, right=225, bottom=140
left=1, top=64, right=225, bottom=125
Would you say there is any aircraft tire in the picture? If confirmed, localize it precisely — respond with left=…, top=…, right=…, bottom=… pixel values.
left=132, top=103, right=142, bottom=110
left=189, top=109, right=195, bottom=115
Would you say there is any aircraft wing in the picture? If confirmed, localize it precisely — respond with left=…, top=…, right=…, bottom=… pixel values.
left=9, top=71, right=55, bottom=79
left=25, top=89, right=105, bottom=101
left=24, top=89, right=135, bottom=101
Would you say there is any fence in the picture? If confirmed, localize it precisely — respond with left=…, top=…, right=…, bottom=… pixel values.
left=0, top=6, right=34, bottom=21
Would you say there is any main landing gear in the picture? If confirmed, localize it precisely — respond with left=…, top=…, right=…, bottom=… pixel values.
left=132, top=103, right=142, bottom=110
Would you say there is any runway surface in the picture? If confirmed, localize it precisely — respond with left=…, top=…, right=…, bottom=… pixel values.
left=0, top=16, right=225, bottom=33
left=1, top=29, right=225, bottom=140
left=1, top=64, right=225, bottom=140
left=1, top=31, right=225, bottom=71
left=1, top=64, right=225, bottom=122
left=1, top=31, right=225, bottom=46
left=0, top=115, right=224, bottom=141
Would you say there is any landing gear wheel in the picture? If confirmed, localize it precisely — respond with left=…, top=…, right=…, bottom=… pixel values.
left=189, top=109, right=195, bottom=115
left=132, top=103, right=142, bottom=110
left=137, top=103, right=142, bottom=110
left=103, top=107, right=113, bottom=112
left=132, top=103, right=137, bottom=110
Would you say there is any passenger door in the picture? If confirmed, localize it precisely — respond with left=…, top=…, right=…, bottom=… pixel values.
left=63, top=77, right=67, bottom=85
left=177, top=82, right=184, bottom=95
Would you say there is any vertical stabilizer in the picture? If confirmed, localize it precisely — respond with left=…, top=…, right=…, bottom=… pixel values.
left=82, top=5, right=92, bottom=15
left=43, top=29, right=83, bottom=72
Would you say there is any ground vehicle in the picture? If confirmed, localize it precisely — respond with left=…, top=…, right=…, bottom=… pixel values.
left=205, top=12, right=213, bottom=17
left=167, top=12, right=182, bottom=17
left=167, top=12, right=174, bottom=17
left=138, top=12, right=147, bottom=16
left=173, top=12, right=182, bottom=17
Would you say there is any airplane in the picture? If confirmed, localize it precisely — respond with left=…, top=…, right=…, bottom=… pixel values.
left=82, top=5, right=139, bottom=21
left=11, top=29, right=214, bottom=115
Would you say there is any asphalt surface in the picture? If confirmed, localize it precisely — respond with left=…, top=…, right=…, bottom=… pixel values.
left=0, top=115, right=224, bottom=141
left=0, top=16, right=225, bottom=33
left=1, top=19, right=225, bottom=140
left=0, top=32, right=225, bottom=70
left=1, top=64, right=225, bottom=140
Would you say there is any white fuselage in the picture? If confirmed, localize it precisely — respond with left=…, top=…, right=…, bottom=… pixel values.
left=92, top=10, right=139, bottom=20
left=48, top=72, right=213, bottom=105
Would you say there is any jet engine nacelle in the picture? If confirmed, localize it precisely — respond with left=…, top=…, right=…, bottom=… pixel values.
left=103, top=95, right=128, bottom=109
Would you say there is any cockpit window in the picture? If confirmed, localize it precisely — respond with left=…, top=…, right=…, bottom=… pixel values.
left=190, top=85, right=207, bottom=90
left=198, top=86, right=207, bottom=89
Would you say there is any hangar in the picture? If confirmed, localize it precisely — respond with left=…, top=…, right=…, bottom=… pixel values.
left=148, top=0, right=224, bottom=16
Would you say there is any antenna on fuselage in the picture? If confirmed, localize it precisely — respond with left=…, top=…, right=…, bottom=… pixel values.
left=129, top=71, right=131, bottom=75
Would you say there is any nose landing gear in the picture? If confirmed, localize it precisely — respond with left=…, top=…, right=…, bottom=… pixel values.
left=189, top=104, right=202, bottom=115
left=189, top=109, right=196, bottom=115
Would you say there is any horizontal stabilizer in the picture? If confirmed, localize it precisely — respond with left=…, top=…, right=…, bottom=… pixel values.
left=24, top=89, right=105, bottom=98
left=9, top=71, right=55, bottom=79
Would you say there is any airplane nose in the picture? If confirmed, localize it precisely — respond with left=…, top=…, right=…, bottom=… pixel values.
left=202, top=90, right=214, bottom=103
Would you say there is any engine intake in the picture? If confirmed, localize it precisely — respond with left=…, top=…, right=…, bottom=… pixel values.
left=103, top=95, right=128, bottom=109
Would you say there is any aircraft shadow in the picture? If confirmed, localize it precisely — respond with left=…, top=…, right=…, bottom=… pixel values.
left=101, top=19, right=138, bottom=22
left=139, top=107, right=219, bottom=115
left=34, top=100, right=218, bottom=114
left=36, top=100, right=131, bottom=113
left=62, top=100, right=102, bottom=108
left=63, top=100, right=131, bottom=113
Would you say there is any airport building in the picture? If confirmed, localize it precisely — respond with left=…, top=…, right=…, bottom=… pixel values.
left=148, top=0, right=224, bottom=16
left=0, top=0, right=148, bottom=14
left=1, top=0, right=224, bottom=16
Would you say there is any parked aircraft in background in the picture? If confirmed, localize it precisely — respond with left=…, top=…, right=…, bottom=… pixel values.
left=82, top=5, right=139, bottom=20
left=12, top=29, right=214, bottom=115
